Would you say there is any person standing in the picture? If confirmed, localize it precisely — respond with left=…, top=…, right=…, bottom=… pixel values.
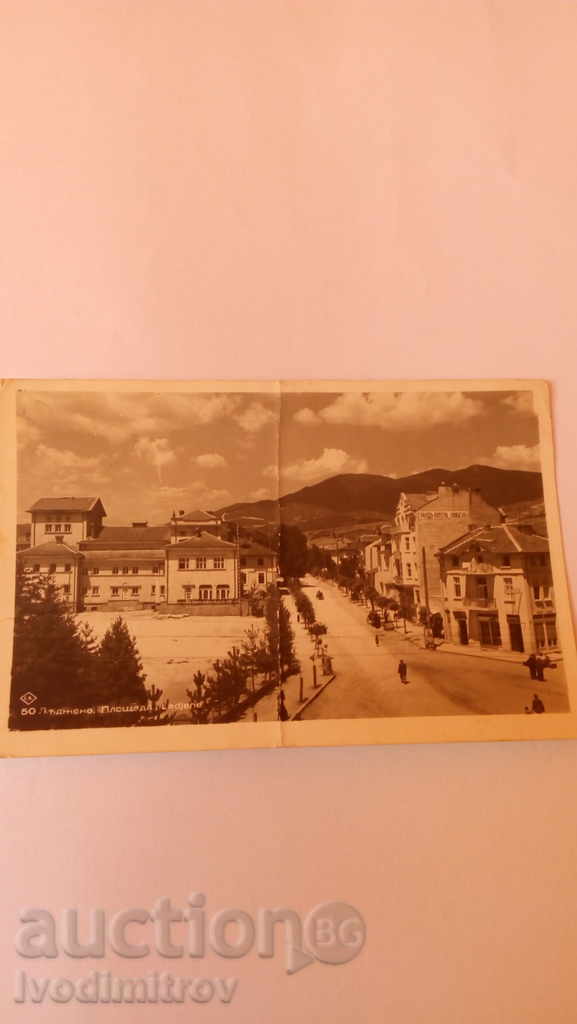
left=398, top=659, right=408, bottom=684
left=523, top=653, right=538, bottom=680
left=375, top=633, right=380, bottom=647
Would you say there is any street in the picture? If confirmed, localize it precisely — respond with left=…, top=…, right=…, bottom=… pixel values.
left=297, top=577, right=570, bottom=719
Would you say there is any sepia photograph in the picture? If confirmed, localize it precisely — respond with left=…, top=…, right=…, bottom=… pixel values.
left=1, top=379, right=575, bottom=755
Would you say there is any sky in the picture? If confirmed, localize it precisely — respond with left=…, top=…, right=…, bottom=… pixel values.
left=17, top=389, right=540, bottom=524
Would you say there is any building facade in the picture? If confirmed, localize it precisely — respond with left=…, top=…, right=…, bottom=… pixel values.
left=438, top=523, right=557, bottom=654
left=363, top=485, right=502, bottom=628
left=17, top=496, right=276, bottom=614
left=238, top=540, right=278, bottom=595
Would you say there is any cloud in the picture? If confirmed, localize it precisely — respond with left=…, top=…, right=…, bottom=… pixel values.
left=194, top=453, right=227, bottom=469
left=235, top=402, right=277, bottom=433
left=249, top=487, right=274, bottom=501
left=280, top=448, right=368, bottom=485
left=293, top=407, right=320, bottom=425
left=17, top=416, right=41, bottom=448
left=134, top=437, right=177, bottom=481
left=501, top=392, right=534, bottom=415
left=487, top=444, right=541, bottom=470
left=297, top=392, right=484, bottom=429
left=17, top=391, right=244, bottom=446
left=23, top=443, right=111, bottom=490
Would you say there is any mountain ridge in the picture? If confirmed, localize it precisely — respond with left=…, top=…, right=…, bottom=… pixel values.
left=220, top=465, right=543, bottom=531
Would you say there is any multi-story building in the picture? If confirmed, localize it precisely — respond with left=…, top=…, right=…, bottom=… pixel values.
left=17, top=496, right=269, bottom=614
left=27, top=496, right=106, bottom=546
left=438, top=523, right=557, bottom=654
left=238, top=540, right=278, bottom=594
left=18, top=497, right=108, bottom=608
left=367, top=485, right=502, bottom=625
left=79, top=523, right=170, bottom=609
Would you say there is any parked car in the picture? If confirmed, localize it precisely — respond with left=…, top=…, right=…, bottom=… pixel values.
left=367, top=611, right=381, bottom=628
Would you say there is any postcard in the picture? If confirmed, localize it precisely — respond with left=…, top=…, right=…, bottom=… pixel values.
left=0, top=379, right=575, bottom=756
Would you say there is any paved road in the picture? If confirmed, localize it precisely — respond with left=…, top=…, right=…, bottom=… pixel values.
left=299, top=578, right=570, bottom=719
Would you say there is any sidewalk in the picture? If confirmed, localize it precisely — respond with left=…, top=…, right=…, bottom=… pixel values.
left=374, top=615, right=562, bottom=666
left=242, top=590, right=336, bottom=722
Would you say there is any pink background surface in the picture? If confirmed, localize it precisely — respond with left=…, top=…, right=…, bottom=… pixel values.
left=2, top=1, right=577, bottom=1020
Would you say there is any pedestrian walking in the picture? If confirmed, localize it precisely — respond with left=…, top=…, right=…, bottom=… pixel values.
left=523, top=654, right=538, bottom=680
left=277, top=690, right=289, bottom=722
left=375, top=634, right=380, bottom=647
left=398, top=659, right=408, bottom=684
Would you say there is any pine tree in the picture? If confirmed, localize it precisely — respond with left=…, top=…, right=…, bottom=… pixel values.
left=95, top=616, right=148, bottom=707
left=10, top=563, right=95, bottom=729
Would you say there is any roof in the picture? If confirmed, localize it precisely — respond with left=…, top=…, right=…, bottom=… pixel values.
left=238, top=541, right=276, bottom=557
left=173, top=509, right=219, bottom=523
left=82, top=550, right=166, bottom=564
left=399, top=492, right=435, bottom=510
left=439, top=524, right=550, bottom=557
left=169, top=532, right=236, bottom=551
left=80, top=525, right=170, bottom=547
left=27, top=496, right=106, bottom=514
left=17, top=541, right=82, bottom=559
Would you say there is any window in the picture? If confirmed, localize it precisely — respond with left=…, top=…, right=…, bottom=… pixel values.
left=504, top=577, right=514, bottom=598
left=151, top=585, right=156, bottom=596
left=199, top=586, right=212, bottom=601
left=216, top=585, right=230, bottom=600
left=92, top=567, right=99, bottom=575
left=258, top=572, right=265, bottom=585
left=404, top=537, right=410, bottom=551
left=477, top=577, right=489, bottom=600
left=53, top=524, right=62, bottom=533
left=453, top=577, right=462, bottom=598
left=64, top=524, right=71, bottom=533
left=241, top=572, right=247, bottom=585
left=533, top=584, right=540, bottom=599
left=63, top=584, right=70, bottom=595
left=111, top=587, right=120, bottom=596
left=152, top=565, right=160, bottom=574
left=178, top=558, right=188, bottom=570
left=406, top=564, right=412, bottom=577
left=160, top=586, right=165, bottom=596
left=196, top=557, right=207, bottom=570
left=64, top=563, right=71, bottom=572
left=213, top=556, right=224, bottom=569
left=502, top=555, right=511, bottom=567
left=45, top=524, right=53, bottom=533
left=122, top=567, right=129, bottom=575
left=91, top=586, right=99, bottom=596
left=131, top=587, right=140, bottom=596
left=112, top=567, right=119, bottom=575
left=132, top=567, right=139, bottom=575
left=183, top=585, right=194, bottom=601
left=415, top=590, right=420, bottom=604
left=49, top=563, right=56, bottom=573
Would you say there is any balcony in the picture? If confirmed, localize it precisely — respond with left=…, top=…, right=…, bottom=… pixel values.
left=463, top=596, right=496, bottom=610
